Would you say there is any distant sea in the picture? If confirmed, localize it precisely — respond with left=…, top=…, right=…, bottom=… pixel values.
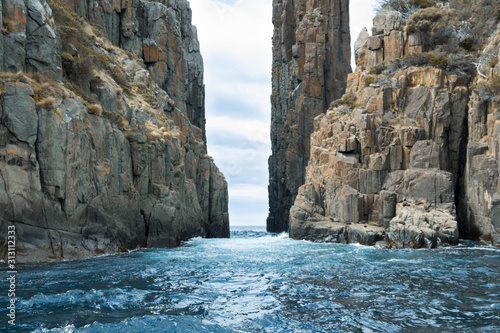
left=1, top=226, right=499, bottom=332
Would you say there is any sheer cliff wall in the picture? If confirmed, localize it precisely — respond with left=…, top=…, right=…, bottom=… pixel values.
left=0, top=0, right=229, bottom=262
left=268, top=0, right=351, bottom=232
left=288, top=3, right=500, bottom=248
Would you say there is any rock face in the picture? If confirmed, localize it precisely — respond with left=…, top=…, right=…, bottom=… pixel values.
left=459, top=16, right=500, bottom=247
left=1, top=0, right=61, bottom=77
left=268, top=0, right=351, bottom=232
left=83, top=0, right=206, bottom=135
left=288, top=4, right=500, bottom=248
left=0, top=0, right=229, bottom=262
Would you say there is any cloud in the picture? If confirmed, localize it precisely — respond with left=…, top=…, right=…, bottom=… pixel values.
left=229, top=184, right=268, bottom=203
left=189, top=0, right=272, bottom=227
left=206, top=80, right=272, bottom=119
left=208, top=143, right=269, bottom=185
left=208, top=116, right=269, bottom=144
left=189, top=0, right=376, bottom=227
left=228, top=183, right=269, bottom=226
left=190, top=0, right=272, bottom=66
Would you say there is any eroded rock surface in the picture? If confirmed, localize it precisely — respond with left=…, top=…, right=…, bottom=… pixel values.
left=289, top=4, right=500, bottom=248
left=268, top=0, right=351, bottom=232
left=0, top=0, right=229, bottom=262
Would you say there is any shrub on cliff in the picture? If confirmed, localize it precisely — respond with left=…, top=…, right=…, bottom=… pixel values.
left=379, top=0, right=499, bottom=53
left=35, top=96, right=57, bottom=110
left=401, top=53, right=432, bottom=67
left=330, top=92, right=359, bottom=110
left=404, top=7, right=462, bottom=51
left=376, top=0, right=438, bottom=18
left=1, top=18, right=15, bottom=34
left=449, top=0, right=500, bottom=46
left=393, top=52, right=474, bottom=78
left=472, top=75, right=500, bottom=101
left=109, top=66, right=130, bottom=92
left=50, top=1, right=103, bottom=98
left=405, top=7, right=443, bottom=34
left=459, top=37, right=475, bottom=51
left=49, top=0, right=132, bottom=100
left=365, top=76, right=378, bottom=86
left=428, top=53, right=450, bottom=68
left=490, top=57, right=499, bottom=68
left=88, top=104, right=103, bottom=116
left=369, top=64, right=387, bottom=75
left=73, top=57, right=95, bottom=87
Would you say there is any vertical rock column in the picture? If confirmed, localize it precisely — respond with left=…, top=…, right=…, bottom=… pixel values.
left=268, top=0, right=351, bottom=232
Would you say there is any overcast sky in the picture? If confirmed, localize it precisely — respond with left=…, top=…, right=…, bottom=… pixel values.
left=189, top=0, right=377, bottom=226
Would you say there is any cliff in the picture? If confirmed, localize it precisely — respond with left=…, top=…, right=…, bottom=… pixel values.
left=288, top=1, right=500, bottom=248
left=268, top=0, right=351, bottom=232
left=0, top=0, right=229, bottom=262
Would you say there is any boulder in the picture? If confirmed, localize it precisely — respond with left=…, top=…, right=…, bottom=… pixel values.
left=386, top=203, right=459, bottom=248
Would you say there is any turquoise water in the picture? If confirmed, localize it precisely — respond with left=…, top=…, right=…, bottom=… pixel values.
left=1, top=227, right=500, bottom=332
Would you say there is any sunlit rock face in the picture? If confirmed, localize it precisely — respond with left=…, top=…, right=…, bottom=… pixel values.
left=0, top=0, right=229, bottom=262
left=268, top=0, right=351, bottom=233
left=289, top=3, right=500, bottom=248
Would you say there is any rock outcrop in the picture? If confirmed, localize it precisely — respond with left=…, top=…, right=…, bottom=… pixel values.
left=288, top=3, right=500, bottom=248
left=0, top=0, right=229, bottom=262
left=268, top=0, right=351, bottom=232
left=463, top=34, right=500, bottom=246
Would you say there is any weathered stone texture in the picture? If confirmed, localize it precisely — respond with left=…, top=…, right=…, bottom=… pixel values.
left=0, top=0, right=229, bottom=262
left=76, top=0, right=206, bottom=136
left=289, top=5, right=500, bottom=247
left=458, top=31, right=500, bottom=245
left=0, top=0, right=61, bottom=77
left=268, top=0, right=351, bottom=232
left=354, top=6, right=422, bottom=70
left=289, top=7, right=470, bottom=248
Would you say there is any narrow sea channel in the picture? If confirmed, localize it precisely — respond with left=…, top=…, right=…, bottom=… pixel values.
left=1, top=226, right=499, bottom=332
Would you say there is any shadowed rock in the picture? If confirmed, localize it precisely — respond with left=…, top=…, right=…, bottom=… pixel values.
left=0, top=0, right=229, bottom=262
left=268, top=0, right=351, bottom=232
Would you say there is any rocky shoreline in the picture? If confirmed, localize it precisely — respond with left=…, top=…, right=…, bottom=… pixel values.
left=274, top=2, right=500, bottom=248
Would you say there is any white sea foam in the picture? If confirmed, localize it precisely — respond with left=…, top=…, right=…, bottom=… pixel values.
left=12, top=227, right=500, bottom=332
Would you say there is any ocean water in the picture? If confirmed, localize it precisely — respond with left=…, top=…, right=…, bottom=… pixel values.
left=1, top=226, right=500, bottom=332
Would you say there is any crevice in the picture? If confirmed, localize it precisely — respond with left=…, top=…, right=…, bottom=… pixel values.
left=117, top=7, right=127, bottom=49
left=455, top=91, right=470, bottom=239
left=39, top=184, right=56, bottom=259
left=141, top=209, right=149, bottom=248
left=34, top=108, right=47, bottom=197
left=59, top=232, right=64, bottom=259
